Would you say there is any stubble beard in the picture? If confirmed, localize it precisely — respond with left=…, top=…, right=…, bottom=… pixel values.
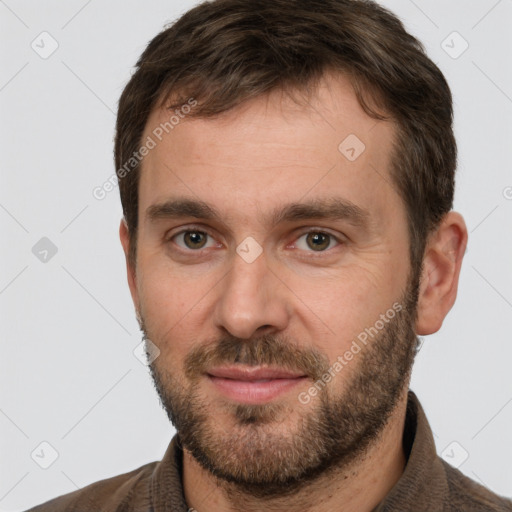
left=142, top=274, right=421, bottom=499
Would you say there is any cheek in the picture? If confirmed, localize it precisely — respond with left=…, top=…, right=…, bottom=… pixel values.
left=292, top=263, right=399, bottom=357
left=137, top=265, right=190, bottom=340
left=137, top=261, right=220, bottom=357
left=138, top=249, right=207, bottom=310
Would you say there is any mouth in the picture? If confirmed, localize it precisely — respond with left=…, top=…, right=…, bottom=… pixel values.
left=206, top=365, right=308, bottom=404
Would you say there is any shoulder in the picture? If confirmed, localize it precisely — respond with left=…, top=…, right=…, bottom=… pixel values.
left=24, top=460, right=158, bottom=512
left=442, top=459, right=512, bottom=511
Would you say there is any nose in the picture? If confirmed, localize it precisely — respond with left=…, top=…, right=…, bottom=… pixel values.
left=213, top=246, right=290, bottom=340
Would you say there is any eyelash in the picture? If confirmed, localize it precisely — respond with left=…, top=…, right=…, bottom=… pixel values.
left=166, top=225, right=344, bottom=257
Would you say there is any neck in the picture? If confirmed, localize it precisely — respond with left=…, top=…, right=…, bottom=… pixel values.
left=183, top=391, right=409, bottom=512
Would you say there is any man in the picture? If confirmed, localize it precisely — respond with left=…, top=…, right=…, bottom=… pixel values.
left=27, top=0, right=512, bottom=510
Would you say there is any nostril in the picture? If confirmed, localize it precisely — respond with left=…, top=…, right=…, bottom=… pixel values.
left=256, top=325, right=274, bottom=336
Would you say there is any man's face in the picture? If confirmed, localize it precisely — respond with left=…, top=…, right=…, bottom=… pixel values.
left=124, top=74, right=420, bottom=495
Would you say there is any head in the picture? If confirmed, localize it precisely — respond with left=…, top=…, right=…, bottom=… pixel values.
left=116, top=0, right=467, bottom=497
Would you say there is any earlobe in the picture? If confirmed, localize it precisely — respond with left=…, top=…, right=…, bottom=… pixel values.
left=415, top=211, right=468, bottom=336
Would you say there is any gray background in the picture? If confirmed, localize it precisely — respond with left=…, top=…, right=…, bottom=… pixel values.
left=1, top=0, right=511, bottom=509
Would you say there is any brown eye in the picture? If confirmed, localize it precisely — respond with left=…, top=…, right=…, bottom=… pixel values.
left=170, top=230, right=214, bottom=250
left=294, top=230, right=341, bottom=253
left=305, top=232, right=332, bottom=251
left=183, top=231, right=208, bottom=249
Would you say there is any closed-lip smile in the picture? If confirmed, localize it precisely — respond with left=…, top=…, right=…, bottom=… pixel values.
left=206, top=365, right=308, bottom=403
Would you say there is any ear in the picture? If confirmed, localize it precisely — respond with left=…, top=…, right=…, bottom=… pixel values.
left=416, top=211, right=468, bottom=335
left=119, top=218, right=140, bottom=319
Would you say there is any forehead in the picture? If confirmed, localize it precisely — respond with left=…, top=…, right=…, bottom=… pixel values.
left=138, top=73, right=400, bottom=227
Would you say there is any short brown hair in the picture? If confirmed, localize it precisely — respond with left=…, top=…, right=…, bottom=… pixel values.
left=115, top=0, right=456, bottom=278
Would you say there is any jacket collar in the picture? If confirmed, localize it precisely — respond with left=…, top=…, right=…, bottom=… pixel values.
left=372, top=390, right=448, bottom=511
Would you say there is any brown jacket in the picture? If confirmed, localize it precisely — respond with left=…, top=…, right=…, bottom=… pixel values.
left=26, top=390, right=512, bottom=511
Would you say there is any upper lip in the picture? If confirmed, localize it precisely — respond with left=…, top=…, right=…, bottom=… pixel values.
left=207, top=366, right=306, bottom=381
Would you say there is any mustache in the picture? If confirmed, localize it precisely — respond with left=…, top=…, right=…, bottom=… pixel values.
left=183, top=333, right=331, bottom=382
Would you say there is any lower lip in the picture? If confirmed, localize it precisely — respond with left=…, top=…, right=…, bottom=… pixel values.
left=207, top=375, right=307, bottom=404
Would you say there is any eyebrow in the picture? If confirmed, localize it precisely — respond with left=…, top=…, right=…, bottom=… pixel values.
left=146, top=196, right=371, bottom=229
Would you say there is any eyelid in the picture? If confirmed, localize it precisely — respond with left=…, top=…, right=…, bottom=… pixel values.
left=166, top=224, right=212, bottom=240
left=294, top=226, right=344, bottom=240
